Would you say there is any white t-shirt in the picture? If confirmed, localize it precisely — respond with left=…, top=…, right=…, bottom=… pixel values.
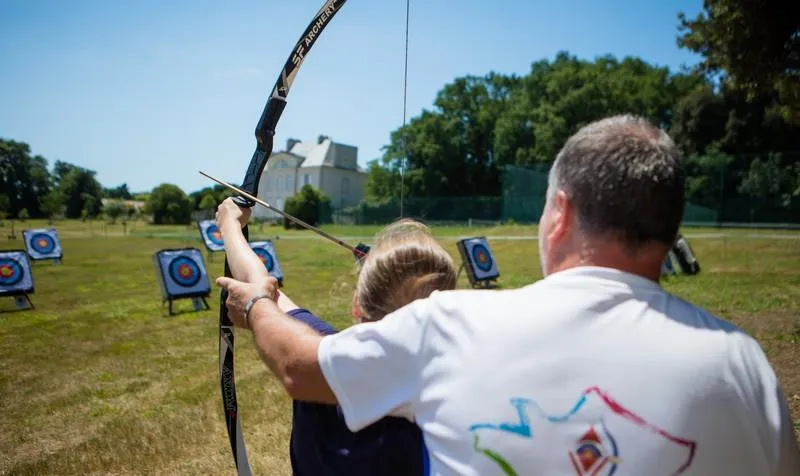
left=317, top=266, right=800, bottom=475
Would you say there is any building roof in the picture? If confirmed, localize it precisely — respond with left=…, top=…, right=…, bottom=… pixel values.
left=288, top=141, right=317, bottom=158
left=291, top=138, right=332, bottom=168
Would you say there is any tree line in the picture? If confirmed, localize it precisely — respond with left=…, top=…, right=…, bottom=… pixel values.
left=365, top=0, right=800, bottom=222
left=0, top=138, right=242, bottom=225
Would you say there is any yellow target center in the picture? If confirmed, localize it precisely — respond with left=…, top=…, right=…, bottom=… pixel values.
left=0, top=266, right=11, bottom=277
left=179, top=265, right=192, bottom=277
left=37, top=239, right=48, bottom=247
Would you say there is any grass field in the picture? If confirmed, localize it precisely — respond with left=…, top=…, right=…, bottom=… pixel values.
left=1, top=219, right=798, bottom=475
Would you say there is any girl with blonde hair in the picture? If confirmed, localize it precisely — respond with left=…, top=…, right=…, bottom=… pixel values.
left=216, top=197, right=456, bottom=476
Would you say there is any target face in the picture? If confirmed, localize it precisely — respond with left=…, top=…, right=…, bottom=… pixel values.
left=458, top=237, right=499, bottom=283
left=23, top=228, right=62, bottom=260
left=249, top=241, right=283, bottom=282
left=0, top=251, right=34, bottom=296
left=168, top=257, right=202, bottom=287
left=253, top=248, right=274, bottom=272
left=197, top=220, right=225, bottom=252
left=471, top=243, right=493, bottom=272
left=153, top=248, right=210, bottom=298
left=0, top=258, right=24, bottom=286
left=30, top=233, right=55, bottom=254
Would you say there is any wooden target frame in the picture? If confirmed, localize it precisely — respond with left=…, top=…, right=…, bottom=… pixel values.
left=152, top=247, right=211, bottom=315
left=0, top=249, right=35, bottom=310
left=456, top=236, right=500, bottom=288
left=23, top=227, right=63, bottom=263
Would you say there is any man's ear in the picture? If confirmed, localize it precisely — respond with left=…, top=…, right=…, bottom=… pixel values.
left=548, top=190, right=574, bottom=244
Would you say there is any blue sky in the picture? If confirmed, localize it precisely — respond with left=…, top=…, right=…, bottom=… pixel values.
left=0, top=0, right=703, bottom=194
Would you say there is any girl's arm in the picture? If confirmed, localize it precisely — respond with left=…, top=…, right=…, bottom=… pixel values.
left=216, top=199, right=269, bottom=283
left=276, top=290, right=300, bottom=312
left=216, top=199, right=305, bottom=315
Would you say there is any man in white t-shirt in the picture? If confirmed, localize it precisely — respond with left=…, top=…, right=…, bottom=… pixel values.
left=217, top=114, right=800, bottom=475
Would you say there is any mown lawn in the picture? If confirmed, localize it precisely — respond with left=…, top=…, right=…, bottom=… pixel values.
left=1, top=219, right=798, bottom=475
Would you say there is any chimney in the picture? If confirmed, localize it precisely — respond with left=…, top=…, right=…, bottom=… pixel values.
left=286, top=138, right=300, bottom=151
left=317, top=134, right=330, bottom=144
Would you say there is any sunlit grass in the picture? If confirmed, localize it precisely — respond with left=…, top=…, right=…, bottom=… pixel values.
left=0, top=219, right=798, bottom=474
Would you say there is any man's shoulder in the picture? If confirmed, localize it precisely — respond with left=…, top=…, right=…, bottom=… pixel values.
left=429, top=282, right=539, bottom=302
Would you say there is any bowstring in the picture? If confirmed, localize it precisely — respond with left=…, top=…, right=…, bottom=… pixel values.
left=400, top=0, right=410, bottom=218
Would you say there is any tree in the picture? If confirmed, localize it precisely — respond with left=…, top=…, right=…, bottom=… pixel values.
left=368, top=53, right=699, bottom=202
left=199, top=193, right=218, bottom=217
left=81, top=194, right=96, bottom=221
left=738, top=153, right=799, bottom=207
left=60, top=166, right=103, bottom=218
left=146, top=183, right=193, bottom=224
left=189, top=185, right=236, bottom=210
left=283, top=185, right=331, bottom=229
left=103, top=183, right=132, bottom=200
left=0, top=139, right=52, bottom=218
left=0, top=193, right=9, bottom=220
left=40, top=189, right=64, bottom=223
left=677, top=0, right=800, bottom=122
left=104, top=201, right=124, bottom=223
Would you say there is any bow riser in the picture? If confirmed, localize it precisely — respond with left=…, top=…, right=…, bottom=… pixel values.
left=220, top=1, right=348, bottom=474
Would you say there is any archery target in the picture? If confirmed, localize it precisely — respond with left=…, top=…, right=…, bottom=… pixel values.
left=23, top=228, right=63, bottom=260
left=249, top=240, right=283, bottom=282
left=0, top=250, right=34, bottom=296
left=198, top=220, right=225, bottom=252
left=153, top=248, right=210, bottom=299
left=458, top=237, right=499, bottom=283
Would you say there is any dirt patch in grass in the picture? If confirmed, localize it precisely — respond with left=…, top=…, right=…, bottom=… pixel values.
left=727, top=310, right=800, bottom=440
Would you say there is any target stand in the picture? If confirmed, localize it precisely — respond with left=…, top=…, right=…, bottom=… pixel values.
left=0, top=250, right=35, bottom=311
left=153, top=247, right=211, bottom=316
left=661, top=252, right=677, bottom=277
left=249, top=240, right=284, bottom=286
left=197, top=220, right=225, bottom=262
left=456, top=237, right=500, bottom=289
left=23, top=228, right=63, bottom=264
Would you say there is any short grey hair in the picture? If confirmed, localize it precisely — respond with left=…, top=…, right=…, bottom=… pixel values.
left=548, top=114, right=685, bottom=247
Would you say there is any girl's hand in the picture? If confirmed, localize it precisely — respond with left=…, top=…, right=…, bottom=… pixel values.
left=216, top=197, right=251, bottom=229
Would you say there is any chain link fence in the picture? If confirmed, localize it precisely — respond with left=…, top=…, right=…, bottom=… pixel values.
left=334, top=156, right=800, bottom=228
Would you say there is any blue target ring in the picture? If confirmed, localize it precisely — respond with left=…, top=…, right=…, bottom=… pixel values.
left=29, top=233, right=56, bottom=254
left=0, top=258, right=24, bottom=286
left=253, top=248, right=274, bottom=272
left=205, top=224, right=224, bottom=246
left=471, top=243, right=493, bottom=272
left=168, top=256, right=202, bottom=288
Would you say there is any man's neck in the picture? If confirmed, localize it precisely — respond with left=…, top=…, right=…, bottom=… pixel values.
left=549, top=241, right=666, bottom=283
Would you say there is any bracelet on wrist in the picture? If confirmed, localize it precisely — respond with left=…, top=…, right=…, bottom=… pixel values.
left=244, top=293, right=272, bottom=329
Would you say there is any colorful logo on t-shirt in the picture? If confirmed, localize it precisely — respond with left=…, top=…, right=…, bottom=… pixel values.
left=468, top=387, right=696, bottom=475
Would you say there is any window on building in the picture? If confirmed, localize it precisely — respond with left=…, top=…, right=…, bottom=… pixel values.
left=341, top=177, right=350, bottom=195
left=303, top=173, right=310, bottom=186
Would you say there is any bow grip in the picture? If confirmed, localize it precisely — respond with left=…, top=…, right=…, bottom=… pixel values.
left=255, top=97, right=287, bottom=149
left=231, top=195, right=255, bottom=208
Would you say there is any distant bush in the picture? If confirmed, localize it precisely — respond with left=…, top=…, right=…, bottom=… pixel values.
left=283, top=185, right=332, bottom=229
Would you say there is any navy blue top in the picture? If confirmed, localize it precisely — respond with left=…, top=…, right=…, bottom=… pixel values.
left=286, top=308, right=426, bottom=476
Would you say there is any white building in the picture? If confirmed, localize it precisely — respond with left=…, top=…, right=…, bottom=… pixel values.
left=253, top=135, right=367, bottom=221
